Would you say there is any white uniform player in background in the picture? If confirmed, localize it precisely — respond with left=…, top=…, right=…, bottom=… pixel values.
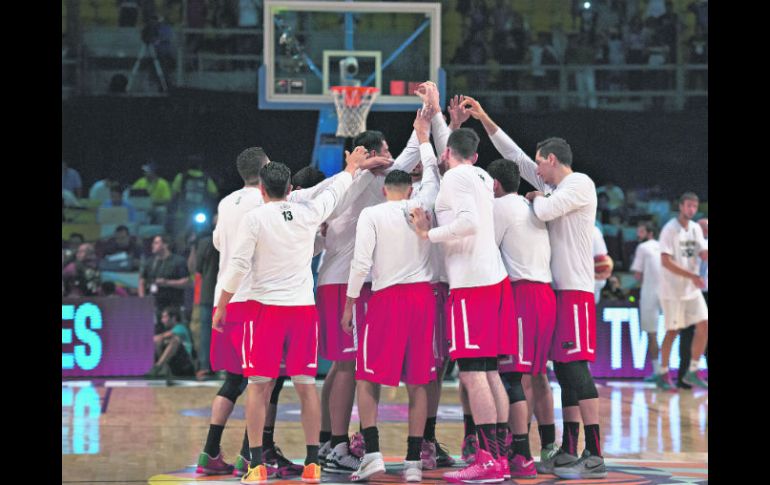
left=629, top=221, right=664, bottom=386
left=655, top=192, right=709, bottom=391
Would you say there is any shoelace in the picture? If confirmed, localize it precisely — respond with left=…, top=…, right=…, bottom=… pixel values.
left=434, top=441, right=452, bottom=457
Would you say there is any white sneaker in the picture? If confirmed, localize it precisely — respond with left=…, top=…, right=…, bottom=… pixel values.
left=403, top=460, right=422, bottom=482
left=324, top=442, right=362, bottom=474
left=319, top=441, right=332, bottom=467
left=350, top=452, right=386, bottom=482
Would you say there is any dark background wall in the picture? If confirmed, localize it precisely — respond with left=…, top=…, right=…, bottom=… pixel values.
left=62, top=90, right=707, bottom=201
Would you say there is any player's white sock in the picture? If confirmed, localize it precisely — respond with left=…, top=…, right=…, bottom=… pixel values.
left=658, top=366, right=669, bottom=375
left=651, top=360, right=661, bottom=374
left=689, top=360, right=700, bottom=373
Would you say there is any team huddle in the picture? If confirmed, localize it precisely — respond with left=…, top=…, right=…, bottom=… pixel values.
left=190, top=81, right=688, bottom=485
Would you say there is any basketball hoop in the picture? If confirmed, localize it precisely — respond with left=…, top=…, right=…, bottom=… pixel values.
left=330, top=86, right=379, bottom=138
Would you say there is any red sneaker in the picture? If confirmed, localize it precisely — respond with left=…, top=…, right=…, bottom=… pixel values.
left=443, top=449, right=504, bottom=483
left=509, top=453, right=537, bottom=479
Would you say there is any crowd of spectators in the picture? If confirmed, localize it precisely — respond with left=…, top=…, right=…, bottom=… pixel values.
left=62, top=154, right=224, bottom=377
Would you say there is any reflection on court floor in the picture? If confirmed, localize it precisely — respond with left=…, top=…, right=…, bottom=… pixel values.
left=61, top=379, right=707, bottom=483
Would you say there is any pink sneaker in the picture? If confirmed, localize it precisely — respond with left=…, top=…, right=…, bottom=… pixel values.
left=509, top=454, right=537, bottom=479
left=443, top=449, right=504, bottom=483
left=496, top=455, right=510, bottom=479
left=421, top=439, right=437, bottom=470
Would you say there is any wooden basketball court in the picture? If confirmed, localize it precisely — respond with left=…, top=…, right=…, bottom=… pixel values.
left=62, top=378, right=707, bottom=484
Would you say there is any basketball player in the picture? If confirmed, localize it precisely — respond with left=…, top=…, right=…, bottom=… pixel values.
left=654, top=192, right=708, bottom=390
left=318, top=100, right=429, bottom=475
left=197, top=147, right=389, bottom=478
left=462, top=96, right=607, bottom=479
left=212, top=150, right=364, bottom=485
left=339, top=109, right=439, bottom=483
left=411, top=127, right=516, bottom=483
left=629, top=222, right=664, bottom=386
left=486, top=158, right=554, bottom=479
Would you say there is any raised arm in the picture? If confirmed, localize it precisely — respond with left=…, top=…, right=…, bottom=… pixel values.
left=308, top=148, right=362, bottom=223
left=462, top=96, right=547, bottom=192
left=412, top=109, right=440, bottom=211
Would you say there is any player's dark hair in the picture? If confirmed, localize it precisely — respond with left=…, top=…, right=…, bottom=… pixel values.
left=384, top=169, right=412, bottom=188
left=259, top=162, right=292, bottom=199
left=447, top=128, right=480, bottom=160
left=292, top=166, right=326, bottom=189
left=115, top=225, right=130, bottom=234
left=485, top=158, right=521, bottom=194
left=536, top=137, right=573, bottom=166
left=679, top=191, right=699, bottom=205
left=353, top=130, right=386, bottom=153
left=237, top=147, right=269, bottom=184
left=638, top=220, right=657, bottom=238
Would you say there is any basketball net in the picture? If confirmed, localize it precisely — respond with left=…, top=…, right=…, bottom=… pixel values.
left=330, top=86, right=379, bottom=138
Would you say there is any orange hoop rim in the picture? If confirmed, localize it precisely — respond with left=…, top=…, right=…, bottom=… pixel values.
left=330, top=86, right=379, bottom=108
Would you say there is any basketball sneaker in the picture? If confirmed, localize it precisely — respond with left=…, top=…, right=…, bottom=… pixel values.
left=301, top=463, right=322, bottom=483
left=643, top=372, right=658, bottom=383
left=535, top=445, right=577, bottom=474
left=443, top=449, right=503, bottom=483
left=655, top=373, right=677, bottom=392
left=264, top=445, right=304, bottom=477
left=435, top=441, right=456, bottom=467
left=403, top=460, right=423, bottom=482
left=233, top=454, right=249, bottom=477
left=350, top=452, right=386, bottom=482
left=553, top=449, right=607, bottom=479
left=324, top=442, right=362, bottom=474
left=319, top=440, right=332, bottom=467
left=682, top=370, right=708, bottom=389
left=240, top=464, right=268, bottom=484
left=421, top=439, right=437, bottom=469
left=461, top=434, right=479, bottom=464
left=496, top=454, right=510, bottom=479
left=349, top=432, right=366, bottom=458
left=196, top=450, right=235, bottom=475
left=509, top=454, right=536, bottom=479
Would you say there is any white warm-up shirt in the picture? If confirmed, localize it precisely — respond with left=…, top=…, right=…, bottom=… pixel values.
left=658, top=218, right=708, bottom=301
left=220, top=173, right=352, bottom=305
left=490, top=128, right=597, bottom=292
left=317, top=131, right=423, bottom=286
left=212, top=172, right=359, bottom=303
left=493, top=193, right=552, bottom=283
left=593, top=225, right=608, bottom=298
left=347, top=143, right=440, bottom=297
left=630, top=239, right=662, bottom=301
left=429, top=163, right=508, bottom=289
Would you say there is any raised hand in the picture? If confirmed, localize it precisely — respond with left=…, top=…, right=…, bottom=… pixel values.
left=458, top=96, right=486, bottom=120
left=413, top=107, right=432, bottom=141
left=448, top=95, right=471, bottom=129
left=359, top=155, right=394, bottom=172
left=344, top=145, right=368, bottom=173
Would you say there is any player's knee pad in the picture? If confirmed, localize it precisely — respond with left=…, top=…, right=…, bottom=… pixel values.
left=291, top=375, right=316, bottom=385
left=248, top=375, right=274, bottom=385
left=269, top=376, right=286, bottom=405
left=500, top=372, right=526, bottom=404
left=457, top=357, right=498, bottom=372
left=554, top=361, right=598, bottom=402
left=216, top=372, right=248, bottom=403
